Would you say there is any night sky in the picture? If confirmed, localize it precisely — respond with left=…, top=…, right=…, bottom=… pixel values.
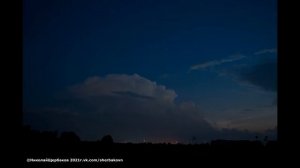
left=23, top=0, right=277, bottom=143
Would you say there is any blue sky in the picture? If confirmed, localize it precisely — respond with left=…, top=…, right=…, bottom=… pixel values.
left=23, top=0, right=277, bottom=142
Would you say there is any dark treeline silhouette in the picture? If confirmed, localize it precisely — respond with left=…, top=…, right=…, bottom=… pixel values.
left=23, top=125, right=80, bottom=144
left=23, top=125, right=277, bottom=147
left=100, top=135, right=114, bottom=144
left=23, top=125, right=278, bottom=166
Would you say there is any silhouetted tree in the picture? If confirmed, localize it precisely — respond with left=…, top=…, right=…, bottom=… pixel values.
left=263, top=136, right=268, bottom=145
left=100, top=135, right=114, bottom=144
left=60, top=131, right=80, bottom=143
left=40, top=131, right=58, bottom=143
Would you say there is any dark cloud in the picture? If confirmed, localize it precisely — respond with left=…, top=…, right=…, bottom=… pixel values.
left=239, top=60, right=277, bottom=92
left=272, top=98, right=277, bottom=105
left=240, top=108, right=254, bottom=114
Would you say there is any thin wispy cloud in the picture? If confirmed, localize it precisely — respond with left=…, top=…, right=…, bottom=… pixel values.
left=189, top=54, right=246, bottom=72
left=254, top=48, right=277, bottom=55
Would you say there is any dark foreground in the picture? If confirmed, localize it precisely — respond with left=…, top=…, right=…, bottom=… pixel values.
left=24, top=141, right=279, bottom=167
left=23, top=127, right=279, bottom=167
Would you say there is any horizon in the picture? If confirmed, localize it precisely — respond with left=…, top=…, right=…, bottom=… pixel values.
left=23, top=124, right=276, bottom=144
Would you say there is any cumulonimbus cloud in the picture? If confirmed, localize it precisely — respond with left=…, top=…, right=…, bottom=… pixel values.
left=189, top=54, right=246, bottom=71
left=68, top=73, right=177, bottom=103
left=24, top=73, right=276, bottom=142
left=24, top=74, right=217, bottom=142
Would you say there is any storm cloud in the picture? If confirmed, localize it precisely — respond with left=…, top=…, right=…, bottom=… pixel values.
left=239, top=60, right=277, bottom=92
left=23, top=74, right=276, bottom=143
left=24, top=74, right=215, bottom=142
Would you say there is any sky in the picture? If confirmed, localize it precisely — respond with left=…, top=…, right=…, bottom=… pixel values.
left=23, top=0, right=277, bottom=143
